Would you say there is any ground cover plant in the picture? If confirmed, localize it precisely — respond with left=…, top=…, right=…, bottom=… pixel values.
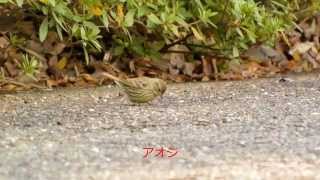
left=0, top=0, right=319, bottom=91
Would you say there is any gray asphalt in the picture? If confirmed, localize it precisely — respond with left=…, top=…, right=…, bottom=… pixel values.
left=1, top=73, right=320, bottom=179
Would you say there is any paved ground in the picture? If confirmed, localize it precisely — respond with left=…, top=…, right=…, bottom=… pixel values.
left=1, top=73, right=320, bottom=179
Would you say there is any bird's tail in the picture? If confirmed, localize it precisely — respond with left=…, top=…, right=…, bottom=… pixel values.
left=101, top=72, right=122, bottom=82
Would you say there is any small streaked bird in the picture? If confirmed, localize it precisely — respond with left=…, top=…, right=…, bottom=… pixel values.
left=102, top=72, right=167, bottom=103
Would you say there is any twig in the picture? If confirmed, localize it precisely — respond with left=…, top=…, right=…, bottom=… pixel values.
left=162, top=49, right=228, bottom=59
left=0, top=78, right=50, bottom=90
left=16, top=45, right=47, bottom=62
left=160, top=33, right=193, bottom=52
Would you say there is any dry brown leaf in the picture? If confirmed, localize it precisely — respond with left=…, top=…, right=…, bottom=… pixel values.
left=26, top=40, right=44, bottom=54
left=243, top=45, right=286, bottom=63
left=241, top=61, right=262, bottom=78
left=0, top=37, right=9, bottom=49
left=81, top=73, right=98, bottom=84
left=4, top=61, right=18, bottom=77
left=42, top=32, right=66, bottom=55
left=0, top=15, right=17, bottom=33
left=302, top=52, right=319, bottom=68
left=292, top=51, right=302, bottom=62
left=286, top=60, right=299, bottom=71
left=169, top=74, right=185, bottom=83
left=220, top=72, right=244, bottom=80
left=49, top=43, right=66, bottom=55
left=316, top=54, right=320, bottom=64
left=201, top=76, right=210, bottom=82
left=1, top=83, right=17, bottom=91
left=46, top=66, right=64, bottom=80
left=313, top=35, right=320, bottom=49
left=302, top=61, right=312, bottom=72
left=303, top=19, right=317, bottom=40
left=290, top=42, right=314, bottom=54
left=16, top=21, right=35, bottom=36
left=183, top=62, right=195, bottom=76
left=76, top=80, right=89, bottom=87
left=48, top=56, right=58, bottom=67
left=55, top=57, right=68, bottom=70
left=46, top=79, right=59, bottom=88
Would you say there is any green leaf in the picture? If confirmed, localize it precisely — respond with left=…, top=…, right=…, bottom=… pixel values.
left=232, top=46, right=240, bottom=57
left=39, top=17, right=49, bottom=42
left=113, top=46, right=124, bottom=56
left=147, top=14, right=162, bottom=25
left=15, top=0, right=23, bottom=7
left=124, top=10, right=135, bottom=27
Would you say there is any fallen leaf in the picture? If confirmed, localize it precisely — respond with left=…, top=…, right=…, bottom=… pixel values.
left=26, top=40, right=44, bottom=54
left=183, top=62, right=195, bottom=76
left=201, top=76, right=210, bottom=82
left=1, top=83, right=17, bottom=91
left=4, top=61, right=18, bottom=77
left=290, top=42, right=314, bottom=54
left=46, top=66, right=64, bottom=80
left=48, top=55, right=58, bottom=67
left=0, top=37, right=9, bottom=48
left=49, top=43, right=66, bottom=55
left=46, top=79, right=59, bottom=88
left=292, top=51, right=301, bottom=62
left=243, top=45, right=286, bottom=63
left=55, top=57, right=68, bottom=70
left=81, top=73, right=98, bottom=84
left=16, top=21, right=35, bottom=36
left=302, top=52, right=319, bottom=68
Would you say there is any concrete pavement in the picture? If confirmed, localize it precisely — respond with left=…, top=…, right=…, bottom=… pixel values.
left=1, top=73, right=320, bottom=179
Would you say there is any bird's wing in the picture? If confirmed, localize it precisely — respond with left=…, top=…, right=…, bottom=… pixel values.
left=117, top=79, right=156, bottom=103
left=127, top=77, right=151, bottom=89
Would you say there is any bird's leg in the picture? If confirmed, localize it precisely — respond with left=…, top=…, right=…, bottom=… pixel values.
left=118, top=93, right=127, bottom=104
left=115, top=85, right=124, bottom=97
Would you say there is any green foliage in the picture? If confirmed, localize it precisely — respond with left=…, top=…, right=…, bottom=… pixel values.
left=19, top=54, right=39, bottom=78
left=1, top=0, right=318, bottom=62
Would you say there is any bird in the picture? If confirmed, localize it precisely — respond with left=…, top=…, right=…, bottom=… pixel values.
left=102, top=72, right=167, bottom=103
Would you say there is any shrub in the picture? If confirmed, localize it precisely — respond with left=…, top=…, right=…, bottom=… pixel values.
left=1, top=0, right=319, bottom=63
